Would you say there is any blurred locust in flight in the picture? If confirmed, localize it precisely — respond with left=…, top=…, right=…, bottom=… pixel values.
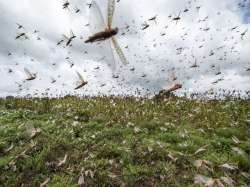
left=24, top=68, right=37, bottom=81
left=63, top=30, right=76, bottom=46
left=75, top=71, right=88, bottom=90
left=62, top=0, right=70, bottom=9
left=85, top=0, right=128, bottom=71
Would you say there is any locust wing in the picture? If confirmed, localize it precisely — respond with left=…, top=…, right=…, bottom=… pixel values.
left=62, top=34, right=69, bottom=40
left=106, top=40, right=117, bottom=71
left=76, top=71, right=84, bottom=82
left=89, top=0, right=106, bottom=34
left=70, top=30, right=75, bottom=37
left=107, top=0, right=115, bottom=28
left=111, top=37, right=129, bottom=65
left=24, top=68, right=32, bottom=78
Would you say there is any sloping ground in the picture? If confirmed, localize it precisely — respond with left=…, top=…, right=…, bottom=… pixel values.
left=0, top=97, right=249, bottom=186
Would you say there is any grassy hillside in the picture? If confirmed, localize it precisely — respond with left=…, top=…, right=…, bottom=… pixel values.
left=0, top=96, right=249, bottom=186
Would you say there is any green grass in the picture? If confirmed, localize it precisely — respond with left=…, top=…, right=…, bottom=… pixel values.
left=0, top=96, right=249, bottom=186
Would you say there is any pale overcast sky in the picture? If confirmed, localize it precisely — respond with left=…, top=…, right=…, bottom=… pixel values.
left=0, top=0, right=249, bottom=97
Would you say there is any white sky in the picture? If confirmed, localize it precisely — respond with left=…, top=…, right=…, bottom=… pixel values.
left=0, top=0, right=249, bottom=97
